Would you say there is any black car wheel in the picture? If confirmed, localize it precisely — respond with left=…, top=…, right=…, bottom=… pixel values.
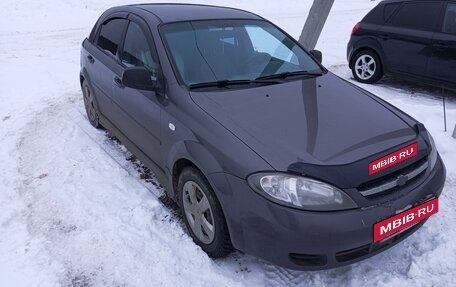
left=351, top=50, right=383, bottom=84
left=178, top=167, right=232, bottom=258
left=82, top=80, right=102, bottom=129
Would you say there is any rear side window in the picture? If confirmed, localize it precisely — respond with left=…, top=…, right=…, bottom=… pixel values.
left=383, top=3, right=400, bottom=22
left=363, top=4, right=384, bottom=24
left=363, top=3, right=401, bottom=24
left=97, top=18, right=127, bottom=57
left=388, top=2, right=442, bottom=31
left=443, top=3, right=456, bottom=34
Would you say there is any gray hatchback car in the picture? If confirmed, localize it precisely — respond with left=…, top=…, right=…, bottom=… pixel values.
left=80, top=4, right=446, bottom=270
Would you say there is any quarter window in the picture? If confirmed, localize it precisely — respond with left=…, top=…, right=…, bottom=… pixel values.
left=388, top=2, right=442, bottom=31
left=97, top=18, right=127, bottom=57
left=443, top=3, right=456, bottom=34
left=121, top=22, right=157, bottom=77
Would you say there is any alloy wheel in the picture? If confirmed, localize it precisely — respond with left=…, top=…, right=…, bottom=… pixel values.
left=182, top=180, right=215, bottom=244
left=83, top=84, right=96, bottom=123
left=355, top=54, right=377, bottom=80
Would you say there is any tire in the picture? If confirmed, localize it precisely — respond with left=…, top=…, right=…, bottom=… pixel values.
left=351, top=50, right=383, bottom=84
left=178, top=167, right=233, bottom=258
left=82, top=80, right=103, bottom=129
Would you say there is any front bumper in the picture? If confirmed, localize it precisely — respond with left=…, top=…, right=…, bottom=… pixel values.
left=210, top=155, right=446, bottom=270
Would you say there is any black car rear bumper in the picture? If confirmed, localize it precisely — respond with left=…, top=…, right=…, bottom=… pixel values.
left=211, top=155, right=445, bottom=270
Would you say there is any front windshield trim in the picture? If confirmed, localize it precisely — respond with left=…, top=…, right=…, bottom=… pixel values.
left=158, top=18, right=327, bottom=90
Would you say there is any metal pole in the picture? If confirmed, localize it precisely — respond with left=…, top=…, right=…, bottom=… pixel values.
left=298, top=0, right=335, bottom=51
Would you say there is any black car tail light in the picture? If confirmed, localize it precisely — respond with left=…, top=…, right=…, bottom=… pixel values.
left=352, top=22, right=360, bottom=35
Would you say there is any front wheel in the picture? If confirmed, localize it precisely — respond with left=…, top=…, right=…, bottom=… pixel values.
left=351, top=50, right=383, bottom=84
left=178, top=167, right=233, bottom=258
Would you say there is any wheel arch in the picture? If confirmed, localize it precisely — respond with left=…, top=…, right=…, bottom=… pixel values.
left=79, top=67, right=93, bottom=87
left=349, top=40, right=385, bottom=72
left=80, top=67, right=88, bottom=87
left=166, top=140, right=225, bottom=201
left=79, top=68, right=103, bottom=108
left=80, top=74, right=85, bottom=87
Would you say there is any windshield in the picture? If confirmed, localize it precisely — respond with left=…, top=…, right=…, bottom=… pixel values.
left=160, top=19, right=323, bottom=87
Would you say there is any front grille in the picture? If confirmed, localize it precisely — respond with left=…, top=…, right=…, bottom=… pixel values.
left=358, top=157, right=428, bottom=200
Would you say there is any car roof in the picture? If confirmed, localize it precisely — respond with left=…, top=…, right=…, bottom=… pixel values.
left=127, top=3, right=263, bottom=23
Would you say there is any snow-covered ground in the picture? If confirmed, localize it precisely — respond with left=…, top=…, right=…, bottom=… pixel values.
left=1, top=0, right=455, bottom=286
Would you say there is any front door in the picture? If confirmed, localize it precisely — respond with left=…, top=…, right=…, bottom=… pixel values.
left=112, top=16, right=164, bottom=169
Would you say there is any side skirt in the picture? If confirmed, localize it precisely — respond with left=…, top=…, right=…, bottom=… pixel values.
left=99, top=113, right=173, bottom=195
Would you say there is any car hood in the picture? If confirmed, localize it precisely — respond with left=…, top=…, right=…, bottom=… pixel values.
left=190, top=73, right=421, bottom=187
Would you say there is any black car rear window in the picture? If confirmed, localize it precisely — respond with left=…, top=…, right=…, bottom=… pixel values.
left=388, top=2, right=442, bottom=31
left=363, top=4, right=384, bottom=24
left=443, top=3, right=456, bottom=34
left=363, top=3, right=401, bottom=24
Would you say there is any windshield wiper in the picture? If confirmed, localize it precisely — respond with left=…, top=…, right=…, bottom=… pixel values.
left=255, top=70, right=324, bottom=81
left=189, top=79, right=278, bottom=89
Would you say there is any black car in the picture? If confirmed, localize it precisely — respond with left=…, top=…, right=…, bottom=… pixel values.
left=348, top=0, right=456, bottom=87
left=80, top=4, right=446, bottom=270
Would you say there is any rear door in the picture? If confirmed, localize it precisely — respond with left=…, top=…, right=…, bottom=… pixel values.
left=427, top=2, right=456, bottom=86
left=89, top=16, right=128, bottom=121
left=113, top=14, right=164, bottom=168
left=381, top=1, right=443, bottom=77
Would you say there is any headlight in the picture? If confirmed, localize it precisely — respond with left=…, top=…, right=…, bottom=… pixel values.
left=428, top=132, right=438, bottom=170
left=247, top=173, right=357, bottom=211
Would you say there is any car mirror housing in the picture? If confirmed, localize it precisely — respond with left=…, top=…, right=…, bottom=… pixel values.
left=122, top=67, right=157, bottom=91
left=310, top=49, right=323, bottom=63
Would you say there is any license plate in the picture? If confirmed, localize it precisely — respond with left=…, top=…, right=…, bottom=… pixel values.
left=373, top=198, right=438, bottom=242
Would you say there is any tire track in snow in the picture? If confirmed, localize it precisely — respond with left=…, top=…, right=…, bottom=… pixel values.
left=16, top=94, right=246, bottom=287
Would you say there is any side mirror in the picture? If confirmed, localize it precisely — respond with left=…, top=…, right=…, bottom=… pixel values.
left=122, top=67, right=156, bottom=91
left=310, top=50, right=323, bottom=63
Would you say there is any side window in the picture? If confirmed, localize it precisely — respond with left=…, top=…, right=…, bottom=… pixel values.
left=121, top=21, right=157, bottom=77
left=363, top=3, right=400, bottom=24
left=362, top=4, right=384, bottom=24
left=97, top=18, right=127, bottom=57
left=383, top=3, right=400, bottom=22
left=443, top=3, right=456, bottom=34
left=388, top=2, right=442, bottom=31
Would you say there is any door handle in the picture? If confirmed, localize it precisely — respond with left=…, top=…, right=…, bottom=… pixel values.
left=114, top=77, right=124, bottom=88
left=87, top=55, right=95, bottom=64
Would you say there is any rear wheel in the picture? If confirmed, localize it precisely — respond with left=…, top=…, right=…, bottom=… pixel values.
left=82, top=80, right=102, bottom=129
left=351, top=50, right=383, bottom=84
left=178, top=167, right=232, bottom=257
